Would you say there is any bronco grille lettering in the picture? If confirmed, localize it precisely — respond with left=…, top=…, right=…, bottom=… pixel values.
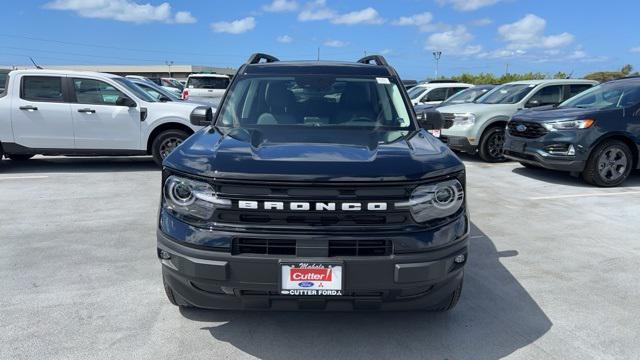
left=237, top=201, right=388, bottom=211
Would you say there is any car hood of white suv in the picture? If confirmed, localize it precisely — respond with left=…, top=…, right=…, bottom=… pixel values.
left=436, top=102, right=518, bottom=118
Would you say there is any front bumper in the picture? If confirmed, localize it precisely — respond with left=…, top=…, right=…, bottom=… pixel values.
left=157, top=214, right=469, bottom=311
left=441, top=135, right=477, bottom=153
left=503, top=132, right=588, bottom=172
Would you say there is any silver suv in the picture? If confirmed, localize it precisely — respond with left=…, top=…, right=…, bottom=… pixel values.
left=437, top=79, right=597, bottom=162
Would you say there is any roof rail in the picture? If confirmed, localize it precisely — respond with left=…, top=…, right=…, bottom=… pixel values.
left=246, top=53, right=279, bottom=64
left=357, top=55, right=389, bottom=67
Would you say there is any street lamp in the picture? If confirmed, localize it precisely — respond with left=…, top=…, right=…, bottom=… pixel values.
left=165, top=60, right=174, bottom=78
left=432, top=51, right=442, bottom=79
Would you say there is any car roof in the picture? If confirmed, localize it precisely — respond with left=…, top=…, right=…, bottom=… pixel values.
left=505, top=79, right=598, bottom=85
left=414, top=82, right=474, bottom=88
left=243, top=60, right=393, bottom=77
left=188, top=73, right=229, bottom=78
left=9, top=69, right=121, bottom=79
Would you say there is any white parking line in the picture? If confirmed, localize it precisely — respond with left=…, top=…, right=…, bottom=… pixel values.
left=529, top=191, right=640, bottom=200
left=0, top=175, right=49, bottom=181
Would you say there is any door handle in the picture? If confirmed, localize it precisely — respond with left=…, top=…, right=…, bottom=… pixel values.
left=19, top=105, right=38, bottom=111
left=77, top=108, right=96, bottom=114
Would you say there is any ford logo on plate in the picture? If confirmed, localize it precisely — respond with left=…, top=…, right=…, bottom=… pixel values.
left=516, top=124, right=527, bottom=132
left=298, top=281, right=314, bottom=288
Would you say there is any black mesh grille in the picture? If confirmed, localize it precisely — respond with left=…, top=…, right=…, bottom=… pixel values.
left=508, top=120, right=548, bottom=139
left=232, top=238, right=392, bottom=257
left=328, top=240, right=392, bottom=256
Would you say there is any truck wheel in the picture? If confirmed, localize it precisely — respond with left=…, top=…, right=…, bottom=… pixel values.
left=151, top=129, right=189, bottom=166
left=430, top=275, right=463, bottom=312
left=582, top=140, right=632, bottom=187
left=479, top=126, right=507, bottom=163
left=7, top=154, right=34, bottom=161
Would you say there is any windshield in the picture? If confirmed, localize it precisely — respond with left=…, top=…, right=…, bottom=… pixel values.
left=113, top=78, right=157, bottom=102
left=477, top=84, right=536, bottom=104
left=407, top=86, right=426, bottom=100
left=135, top=81, right=180, bottom=101
left=560, top=81, right=640, bottom=110
left=187, top=76, right=230, bottom=89
left=442, top=86, right=492, bottom=105
left=216, top=75, right=414, bottom=132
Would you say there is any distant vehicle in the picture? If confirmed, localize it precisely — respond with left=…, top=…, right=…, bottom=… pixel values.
left=407, top=81, right=473, bottom=106
left=0, top=70, right=213, bottom=166
left=438, top=79, right=598, bottom=162
left=182, top=73, right=230, bottom=105
left=126, top=75, right=182, bottom=97
left=127, top=77, right=213, bottom=107
left=504, top=77, right=640, bottom=187
left=402, top=79, right=418, bottom=90
left=415, top=85, right=496, bottom=138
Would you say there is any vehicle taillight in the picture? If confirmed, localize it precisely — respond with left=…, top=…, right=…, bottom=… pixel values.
left=181, top=89, right=189, bottom=100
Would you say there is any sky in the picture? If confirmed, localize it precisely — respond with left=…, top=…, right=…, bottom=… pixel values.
left=1, top=0, right=639, bottom=80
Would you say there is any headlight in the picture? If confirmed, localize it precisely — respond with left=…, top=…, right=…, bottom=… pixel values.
left=453, top=113, right=476, bottom=126
left=542, top=119, right=594, bottom=131
left=396, top=179, right=464, bottom=223
left=163, top=175, right=230, bottom=220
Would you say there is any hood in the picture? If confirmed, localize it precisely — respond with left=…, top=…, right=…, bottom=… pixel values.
left=414, top=103, right=437, bottom=112
left=164, top=128, right=464, bottom=182
left=437, top=102, right=517, bottom=117
left=513, top=107, right=597, bottom=122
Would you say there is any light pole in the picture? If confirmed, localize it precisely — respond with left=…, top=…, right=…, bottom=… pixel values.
left=165, top=60, right=174, bottom=78
left=432, top=51, right=442, bottom=79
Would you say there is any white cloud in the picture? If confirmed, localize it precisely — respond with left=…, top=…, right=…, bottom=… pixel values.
left=298, top=1, right=383, bottom=25
left=471, top=17, right=492, bottom=26
left=426, top=25, right=482, bottom=56
left=392, top=12, right=437, bottom=32
left=44, top=0, right=196, bottom=24
left=331, top=7, right=384, bottom=25
left=263, top=0, right=298, bottom=12
left=174, top=11, right=196, bottom=24
left=277, top=35, right=293, bottom=43
left=438, top=0, right=502, bottom=11
left=211, top=17, right=256, bottom=34
left=498, top=14, right=574, bottom=50
left=298, top=0, right=335, bottom=21
left=324, top=39, right=349, bottom=47
left=631, top=47, right=640, bottom=53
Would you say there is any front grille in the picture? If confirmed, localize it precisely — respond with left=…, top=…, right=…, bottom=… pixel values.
left=440, top=113, right=455, bottom=122
left=233, top=238, right=392, bottom=257
left=508, top=120, right=548, bottom=139
left=328, top=240, right=392, bottom=256
left=211, top=180, right=421, bottom=231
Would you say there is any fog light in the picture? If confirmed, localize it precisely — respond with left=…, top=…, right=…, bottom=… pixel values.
left=567, top=144, right=576, bottom=156
left=158, top=249, right=171, bottom=260
left=454, top=254, right=466, bottom=264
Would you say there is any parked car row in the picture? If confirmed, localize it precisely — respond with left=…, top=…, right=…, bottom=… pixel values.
left=415, top=77, right=640, bottom=186
left=0, top=69, right=214, bottom=166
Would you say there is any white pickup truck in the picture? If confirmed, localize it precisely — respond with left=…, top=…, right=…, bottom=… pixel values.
left=0, top=70, right=213, bottom=166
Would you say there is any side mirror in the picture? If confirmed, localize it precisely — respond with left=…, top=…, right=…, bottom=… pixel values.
left=116, top=97, right=137, bottom=107
left=417, top=111, right=444, bottom=130
left=525, top=99, right=540, bottom=108
left=190, top=106, right=213, bottom=126
left=158, top=95, right=171, bottom=102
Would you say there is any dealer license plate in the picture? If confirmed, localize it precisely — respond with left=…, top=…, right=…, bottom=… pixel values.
left=280, top=263, right=343, bottom=296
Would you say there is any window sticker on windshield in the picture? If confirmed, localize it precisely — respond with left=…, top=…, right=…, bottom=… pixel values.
left=376, top=77, right=390, bottom=84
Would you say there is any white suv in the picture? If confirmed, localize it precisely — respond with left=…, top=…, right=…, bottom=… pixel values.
left=182, top=73, right=230, bottom=105
left=407, top=81, right=473, bottom=106
left=438, top=79, right=598, bottom=162
left=0, top=70, right=212, bottom=166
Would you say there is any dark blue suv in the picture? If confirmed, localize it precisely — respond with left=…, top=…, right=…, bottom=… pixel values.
left=504, top=77, right=640, bottom=186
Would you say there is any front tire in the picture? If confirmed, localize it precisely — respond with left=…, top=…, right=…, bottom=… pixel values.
left=151, top=129, right=190, bottom=166
left=7, top=154, right=34, bottom=161
left=582, top=140, right=633, bottom=187
left=479, top=126, right=507, bottom=163
left=430, top=275, right=463, bottom=312
left=163, top=278, right=194, bottom=308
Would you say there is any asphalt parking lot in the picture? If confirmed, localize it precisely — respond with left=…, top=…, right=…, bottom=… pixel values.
left=2, top=155, right=640, bottom=360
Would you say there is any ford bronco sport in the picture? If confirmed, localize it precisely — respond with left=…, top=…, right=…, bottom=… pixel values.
left=157, top=54, right=469, bottom=311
